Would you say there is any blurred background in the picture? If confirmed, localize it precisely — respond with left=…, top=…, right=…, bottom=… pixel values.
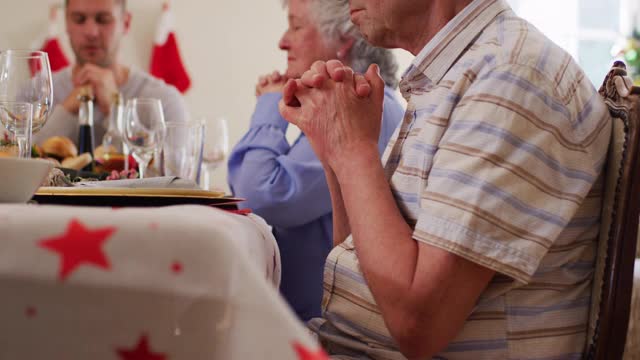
left=0, top=0, right=637, bottom=191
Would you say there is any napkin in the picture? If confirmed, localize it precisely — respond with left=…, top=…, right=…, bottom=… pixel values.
left=75, top=176, right=199, bottom=189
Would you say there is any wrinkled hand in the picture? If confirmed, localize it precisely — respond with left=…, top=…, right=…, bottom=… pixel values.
left=282, top=60, right=372, bottom=107
left=62, top=85, right=92, bottom=115
left=255, top=71, right=288, bottom=97
left=278, top=60, right=384, bottom=170
left=73, top=64, right=119, bottom=115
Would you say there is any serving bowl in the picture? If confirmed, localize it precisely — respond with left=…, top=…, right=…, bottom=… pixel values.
left=0, top=157, right=53, bottom=203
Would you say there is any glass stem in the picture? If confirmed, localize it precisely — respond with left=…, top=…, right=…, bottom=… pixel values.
left=201, top=163, right=219, bottom=190
left=17, top=135, right=30, bottom=159
left=132, top=153, right=150, bottom=179
left=203, top=165, right=212, bottom=191
left=138, top=160, right=149, bottom=179
left=123, top=144, right=130, bottom=171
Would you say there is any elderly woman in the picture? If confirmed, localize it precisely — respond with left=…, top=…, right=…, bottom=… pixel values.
left=227, top=0, right=403, bottom=321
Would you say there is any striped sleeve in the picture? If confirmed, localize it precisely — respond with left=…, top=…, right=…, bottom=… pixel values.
left=413, top=63, right=610, bottom=283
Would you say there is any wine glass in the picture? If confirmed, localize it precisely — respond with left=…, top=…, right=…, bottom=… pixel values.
left=162, top=121, right=204, bottom=183
left=200, top=117, right=229, bottom=190
left=0, top=50, right=53, bottom=155
left=0, top=102, right=33, bottom=158
left=123, top=98, right=166, bottom=179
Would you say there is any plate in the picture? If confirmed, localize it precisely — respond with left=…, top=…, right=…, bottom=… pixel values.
left=32, top=187, right=243, bottom=208
left=36, top=187, right=226, bottom=198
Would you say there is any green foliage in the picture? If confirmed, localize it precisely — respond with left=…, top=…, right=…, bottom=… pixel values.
left=620, top=29, right=640, bottom=84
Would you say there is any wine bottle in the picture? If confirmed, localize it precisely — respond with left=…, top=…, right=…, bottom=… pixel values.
left=77, top=87, right=95, bottom=172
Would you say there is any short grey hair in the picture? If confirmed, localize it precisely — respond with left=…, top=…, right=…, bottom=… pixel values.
left=282, top=0, right=399, bottom=88
left=65, top=0, right=127, bottom=11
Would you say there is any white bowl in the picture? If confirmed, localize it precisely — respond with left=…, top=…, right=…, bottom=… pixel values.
left=0, top=157, right=53, bottom=203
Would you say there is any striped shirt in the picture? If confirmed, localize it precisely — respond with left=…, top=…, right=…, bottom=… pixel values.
left=309, top=0, right=612, bottom=359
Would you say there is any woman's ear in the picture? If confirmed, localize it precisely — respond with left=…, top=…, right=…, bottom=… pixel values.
left=336, top=36, right=355, bottom=60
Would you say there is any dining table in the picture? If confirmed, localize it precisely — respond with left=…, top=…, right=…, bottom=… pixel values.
left=0, top=202, right=326, bottom=359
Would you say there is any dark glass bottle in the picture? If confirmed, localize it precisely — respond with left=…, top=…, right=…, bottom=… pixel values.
left=77, top=87, right=95, bottom=172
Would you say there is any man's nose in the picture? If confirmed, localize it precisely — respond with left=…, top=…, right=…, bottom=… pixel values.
left=82, top=19, right=100, bottom=38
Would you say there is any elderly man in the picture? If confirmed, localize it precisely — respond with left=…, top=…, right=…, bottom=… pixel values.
left=35, top=0, right=188, bottom=145
left=280, top=0, right=612, bottom=359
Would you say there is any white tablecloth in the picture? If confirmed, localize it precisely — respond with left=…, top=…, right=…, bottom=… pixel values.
left=0, top=204, right=324, bottom=359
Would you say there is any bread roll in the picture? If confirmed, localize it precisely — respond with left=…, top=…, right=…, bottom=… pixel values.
left=44, top=157, right=62, bottom=167
left=61, top=153, right=92, bottom=171
left=32, top=144, right=44, bottom=158
left=42, top=136, right=78, bottom=160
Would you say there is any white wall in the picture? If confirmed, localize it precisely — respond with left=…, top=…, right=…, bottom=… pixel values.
left=0, top=0, right=413, bottom=191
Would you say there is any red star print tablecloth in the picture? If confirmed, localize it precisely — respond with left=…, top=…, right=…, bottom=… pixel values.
left=0, top=204, right=327, bottom=359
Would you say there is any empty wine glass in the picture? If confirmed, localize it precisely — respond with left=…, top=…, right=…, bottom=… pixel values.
left=123, top=98, right=166, bottom=179
left=0, top=102, right=33, bottom=158
left=0, top=50, right=53, bottom=138
left=200, top=117, right=229, bottom=190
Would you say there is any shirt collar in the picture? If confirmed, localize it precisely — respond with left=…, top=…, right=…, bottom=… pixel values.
left=400, top=0, right=512, bottom=96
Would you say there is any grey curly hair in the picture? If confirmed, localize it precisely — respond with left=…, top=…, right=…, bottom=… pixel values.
left=282, top=0, right=399, bottom=88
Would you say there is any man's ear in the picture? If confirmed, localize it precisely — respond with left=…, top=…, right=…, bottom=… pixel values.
left=123, top=12, right=132, bottom=34
left=336, top=36, right=355, bottom=60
